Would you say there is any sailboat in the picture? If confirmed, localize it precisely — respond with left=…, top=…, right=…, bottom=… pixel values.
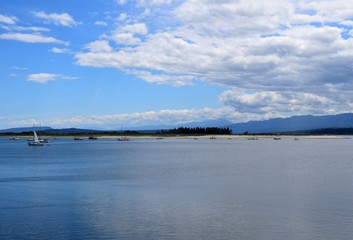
left=117, top=126, right=129, bottom=141
left=28, top=131, right=44, bottom=146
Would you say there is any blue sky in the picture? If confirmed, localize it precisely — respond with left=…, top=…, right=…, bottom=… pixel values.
left=1, top=0, right=353, bottom=129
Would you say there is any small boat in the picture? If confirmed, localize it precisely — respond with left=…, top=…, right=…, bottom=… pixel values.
left=273, top=137, right=281, bottom=140
left=117, top=126, right=129, bottom=141
left=39, top=138, right=49, bottom=143
left=9, top=137, right=20, bottom=140
left=247, top=137, right=258, bottom=140
left=117, top=136, right=129, bottom=141
left=210, top=136, right=217, bottom=139
left=28, top=131, right=44, bottom=146
left=74, top=137, right=84, bottom=140
left=88, top=136, right=98, bottom=140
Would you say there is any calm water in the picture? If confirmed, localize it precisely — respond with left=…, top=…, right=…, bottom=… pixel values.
left=1, top=137, right=353, bottom=239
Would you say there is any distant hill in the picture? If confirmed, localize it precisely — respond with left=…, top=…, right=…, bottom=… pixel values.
left=285, top=128, right=353, bottom=135
left=42, top=128, right=106, bottom=134
left=0, top=127, right=113, bottom=135
left=128, top=118, right=233, bottom=131
left=229, top=113, right=353, bottom=134
left=0, top=126, right=52, bottom=133
left=180, top=118, right=233, bottom=128
left=127, top=124, right=176, bottom=131
left=3, top=113, right=353, bottom=135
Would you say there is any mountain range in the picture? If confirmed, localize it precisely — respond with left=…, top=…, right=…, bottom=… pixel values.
left=127, top=118, right=233, bottom=131
left=228, top=113, right=353, bottom=134
left=1, top=113, right=353, bottom=134
left=129, top=113, right=353, bottom=133
left=0, top=126, right=52, bottom=133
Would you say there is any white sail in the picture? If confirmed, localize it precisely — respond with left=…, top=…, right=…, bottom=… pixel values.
left=33, top=131, right=39, bottom=143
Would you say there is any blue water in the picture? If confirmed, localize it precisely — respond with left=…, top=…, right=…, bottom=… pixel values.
left=1, top=137, right=353, bottom=239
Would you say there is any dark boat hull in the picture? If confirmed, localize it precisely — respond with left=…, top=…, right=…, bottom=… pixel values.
left=28, top=142, right=44, bottom=146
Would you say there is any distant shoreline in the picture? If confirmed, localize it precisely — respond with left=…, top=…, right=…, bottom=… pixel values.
left=2, top=134, right=352, bottom=140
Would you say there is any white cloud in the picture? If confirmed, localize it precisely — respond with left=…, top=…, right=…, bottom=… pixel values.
left=34, top=11, right=80, bottom=27
left=175, top=0, right=293, bottom=36
left=13, top=66, right=28, bottom=70
left=219, top=90, right=336, bottom=115
left=75, top=0, right=353, bottom=117
left=117, top=13, right=128, bottom=21
left=27, top=73, right=77, bottom=84
left=77, top=32, right=202, bottom=75
left=112, top=33, right=141, bottom=45
left=118, top=0, right=127, bottom=5
left=9, top=107, right=257, bottom=129
left=111, top=23, right=148, bottom=45
left=27, top=73, right=60, bottom=83
left=0, top=14, right=17, bottom=24
left=137, top=0, right=172, bottom=6
left=50, top=47, right=70, bottom=53
left=94, top=21, right=108, bottom=26
left=119, top=23, right=148, bottom=35
left=1, top=25, right=50, bottom=32
left=85, top=40, right=112, bottom=53
left=340, top=20, right=353, bottom=27
left=301, top=0, right=353, bottom=22
left=0, top=33, right=68, bottom=45
left=129, top=70, right=195, bottom=86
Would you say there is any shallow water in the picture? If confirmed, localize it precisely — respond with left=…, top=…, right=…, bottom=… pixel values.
left=1, top=137, right=353, bottom=239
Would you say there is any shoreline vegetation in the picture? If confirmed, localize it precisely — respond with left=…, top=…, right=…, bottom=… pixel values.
left=2, top=134, right=352, bottom=140
left=1, top=127, right=353, bottom=139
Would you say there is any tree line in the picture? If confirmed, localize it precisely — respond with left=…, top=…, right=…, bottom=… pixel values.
left=157, top=127, right=232, bottom=135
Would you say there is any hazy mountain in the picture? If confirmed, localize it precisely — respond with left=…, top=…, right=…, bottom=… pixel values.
left=229, top=113, right=353, bottom=134
left=3, top=113, right=353, bottom=134
left=127, top=118, right=233, bottom=131
left=43, top=128, right=105, bottom=134
left=179, top=118, right=233, bottom=128
left=127, top=124, right=176, bottom=131
left=0, top=127, right=109, bottom=135
left=0, top=126, right=52, bottom=133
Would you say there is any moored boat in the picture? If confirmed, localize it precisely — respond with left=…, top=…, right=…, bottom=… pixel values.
left=117, top=137, right=129, bottom=141
left=28, top=131, right=44, bottom=146
left=248, top=137, right=258, bottom=140
left=9, top=137, right=20, bottom=140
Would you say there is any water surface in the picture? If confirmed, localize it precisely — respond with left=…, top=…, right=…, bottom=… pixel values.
left=1, top=137, right=353, bottom=239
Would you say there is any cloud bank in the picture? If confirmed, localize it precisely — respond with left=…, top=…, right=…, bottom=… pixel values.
left=9, top=107, right=265, bottom=129
left=75, top=0, right=353, bottom=117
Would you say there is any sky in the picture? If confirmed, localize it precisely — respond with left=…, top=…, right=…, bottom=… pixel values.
left=1, top=0, right=353, bottom=129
